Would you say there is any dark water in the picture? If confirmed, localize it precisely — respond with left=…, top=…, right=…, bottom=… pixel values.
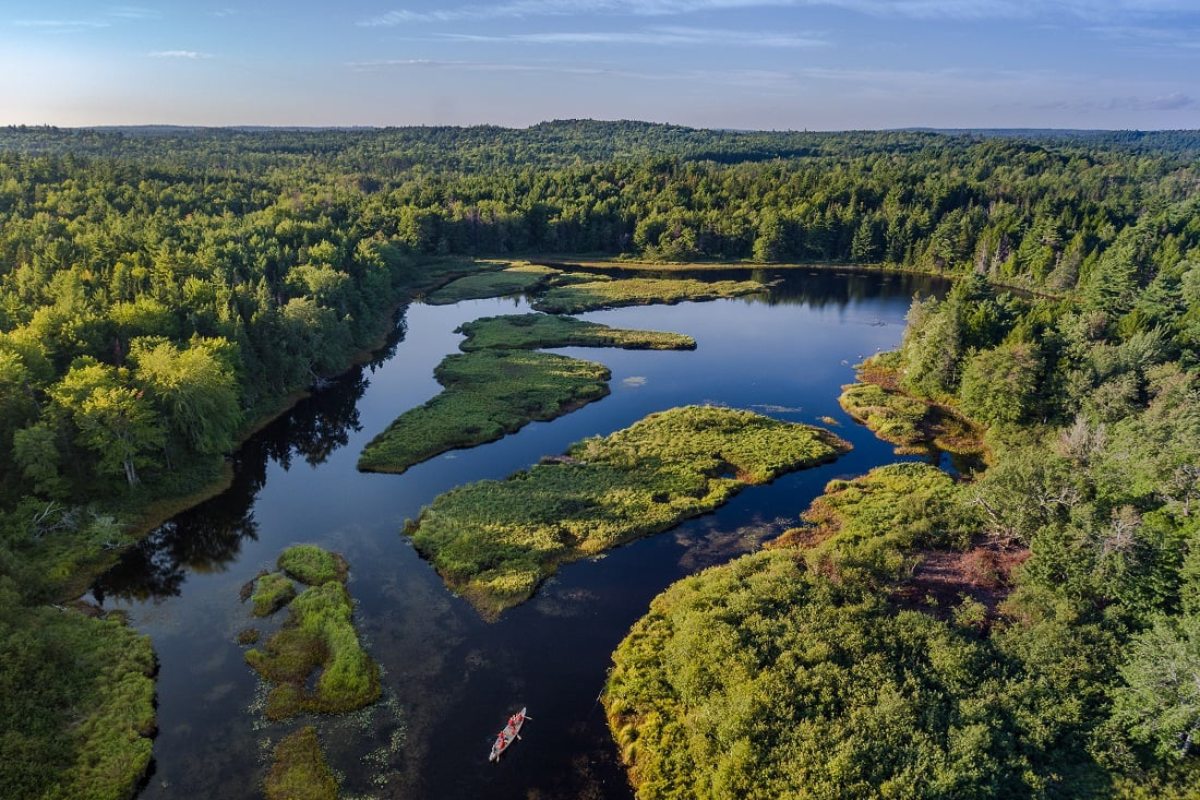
left=92, top=270, right=948, bottom=800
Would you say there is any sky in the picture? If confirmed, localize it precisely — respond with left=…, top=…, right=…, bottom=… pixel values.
left=2, top=1, right=1199, bottom=130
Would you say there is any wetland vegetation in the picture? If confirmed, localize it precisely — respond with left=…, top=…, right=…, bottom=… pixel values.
left=532, top=276, right=767, bottom=314
left=264, top=726, right=338, bottom=800
left=358, top=312, right=695, bottom=474
left=357, top=350, right=612, bottom=474
left=838, top=352, right=985, bottom=458
left=456, top=313, right=696, bottom=352
left=406, top=405, right=848, bottom=616
left=243, top=546, right=379, bottom=721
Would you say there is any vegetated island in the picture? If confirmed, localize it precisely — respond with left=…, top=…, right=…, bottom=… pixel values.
left=424, top=262, right=560, bottom=304
left=264, top=726, right=339, bottom=800
left=404, top=405, right=849, bottom=618
left=456, top=312, right=696, bottom=352
left=357, top=313, right=695, bottom=474
left=532, top=276, right=767, bottom=314
left=241, top=544, right=379, bottom=721
left=839, top=351, right=986, bottom=459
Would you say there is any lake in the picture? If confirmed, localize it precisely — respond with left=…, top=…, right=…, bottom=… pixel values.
left=91, top=269, right=948, bottom=800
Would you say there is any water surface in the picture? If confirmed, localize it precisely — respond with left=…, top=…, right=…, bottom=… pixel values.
left=93, top=270, right=948, bottom=800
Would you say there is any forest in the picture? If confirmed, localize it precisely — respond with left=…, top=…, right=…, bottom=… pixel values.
left=2, top=121, right=1200, bottom=799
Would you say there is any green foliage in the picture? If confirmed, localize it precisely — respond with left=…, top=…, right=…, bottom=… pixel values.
left=251, top=572, right=297, bottom=617
left=277, top=544, right=347, bottom=586
left=456, top=313, right=695, bottom=352
left=533, top=277, right=766, bottom=314
left=0, top=582, right=155, bottom=800
left=1112, top=614, right=1200, bottom=761
left=245, top=577, right=379, bottom=720
left=264, top=726, right=339, bottom=800
left=358, top=350, right=611, bottom=474
left=407, top=405, right=847, bottom=616
left=958, top=342, right=1041, bottom=427
left=605, top=551, right=1041, bottom=800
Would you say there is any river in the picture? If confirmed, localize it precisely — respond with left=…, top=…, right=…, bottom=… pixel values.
left=91, top=269, right=948, bottom=800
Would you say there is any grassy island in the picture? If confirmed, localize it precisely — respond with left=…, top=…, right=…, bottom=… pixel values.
left=456, top=313, right=696, bottom=352
left=425, top=263, right=556, bottom=304
left=532, top=276, right=766, bottom=314
left=264, top=726, right=338, bottom=800
left=358, top=350, right=611, bottom=474
left=244, top=546, right=379, bottom=720
left=405, top=405, right=848, bottom=617
left=839, top=352, right=985, bottom=457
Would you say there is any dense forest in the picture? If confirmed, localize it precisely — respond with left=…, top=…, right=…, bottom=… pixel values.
left=2, top=121, right=1200, bottom=799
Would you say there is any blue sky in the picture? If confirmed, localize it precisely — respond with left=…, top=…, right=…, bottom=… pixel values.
left=2, top=1, right=1199, bottom=129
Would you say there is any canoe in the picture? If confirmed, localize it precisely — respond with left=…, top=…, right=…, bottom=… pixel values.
left=488, top=707, right=528, bottom=762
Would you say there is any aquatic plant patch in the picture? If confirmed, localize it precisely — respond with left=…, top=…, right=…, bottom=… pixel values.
left=251, top=571, right=297, bottom=617
left=278, top=544, right=348, bottom=586
left=405, top=405, right=848, bottom=617
left=264, top=726, right=338, bottom=800
left=243, top=547, right=379, bottom=720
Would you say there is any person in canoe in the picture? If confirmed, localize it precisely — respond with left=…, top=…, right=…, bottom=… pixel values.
left=489, top=707, right=531, bottom=762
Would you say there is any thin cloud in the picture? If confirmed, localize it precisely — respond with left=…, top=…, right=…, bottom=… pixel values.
left=148, top=50, right=212, bottom=59
left=438, top=26, right=827, bottom=47
left=1037, top=93, right=1196, bottom=111
left=13, top=19, right=112, bottom=30
left=108, top=6, right=162, bottom=20
left=357, top=0, right=1200, bottom=26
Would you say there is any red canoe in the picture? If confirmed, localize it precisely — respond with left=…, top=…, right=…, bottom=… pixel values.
left=488, top=707, right=528, bottom=762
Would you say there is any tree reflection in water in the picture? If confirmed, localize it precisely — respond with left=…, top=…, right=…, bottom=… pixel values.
left=92, top=352, right=378, bottom=604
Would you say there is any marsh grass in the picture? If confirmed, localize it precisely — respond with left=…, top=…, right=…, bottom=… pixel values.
left=769, top=462, right=976, bottom=584
left=278, top=545, right=348, bottom=586
left=456, top=313, right=696, bottom=352
left=357, top=350, right=612, bottom=474
left=532, top=276, right=766, bottom=314
left=264, top=726, right=338, bottom=800
left=424, top=263, right=557, bottom=304
left=840, top=352, right=985, bottom=457
left=244, top=547, right=379, bottom=720
left=251, top=572, right=297, bottom=617
left=406, top=405, right=849, bottom=617
left=0, top=604, right=156, bottom=800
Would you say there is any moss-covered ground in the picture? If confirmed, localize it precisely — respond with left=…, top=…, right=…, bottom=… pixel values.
left=456, top=313, right=696, bottom=352
left=264, top=726, right=338, bottom=800
left=0, top=593, right=156, bottom=800
left=532, top=276, right=766, bottom=314
left=243, top=546, right=379, bottom=720
left=357, top=350, right=612, bottom=474
left=406, top=405, right=848, bottom=617
left=840, top=352, right=985, bottom=457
